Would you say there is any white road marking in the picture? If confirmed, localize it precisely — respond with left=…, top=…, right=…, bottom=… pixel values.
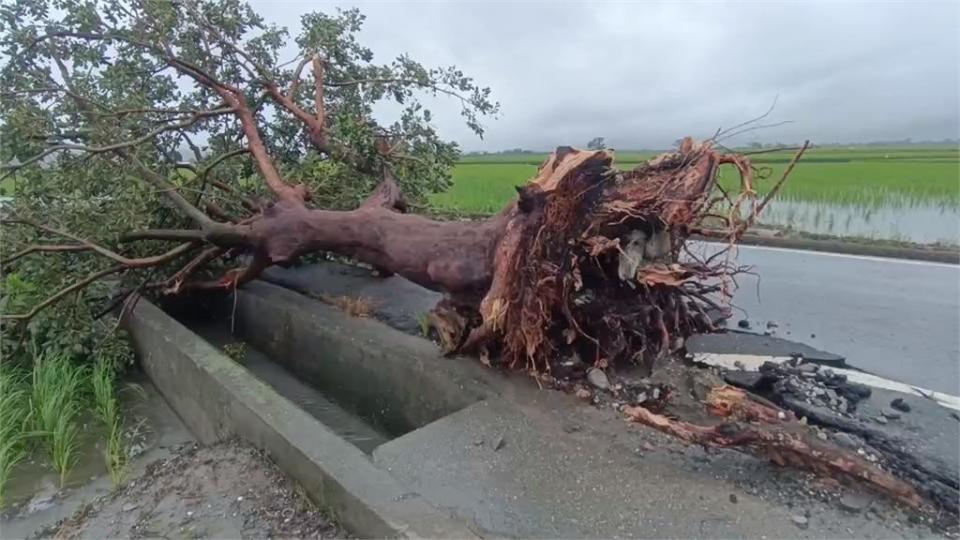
left=692, top=353, right=960, bottom=412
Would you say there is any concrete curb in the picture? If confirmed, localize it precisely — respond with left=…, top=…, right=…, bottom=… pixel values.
left=125, top=299, right=480, bottom=539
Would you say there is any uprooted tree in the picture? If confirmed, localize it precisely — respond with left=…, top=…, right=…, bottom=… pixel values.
left=2, top=0, right=952, bottom=518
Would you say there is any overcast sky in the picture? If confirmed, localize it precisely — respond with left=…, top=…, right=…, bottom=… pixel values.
left=252, top=1, right=959, bottom=151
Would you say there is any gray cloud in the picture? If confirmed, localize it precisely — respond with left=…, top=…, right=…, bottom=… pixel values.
left=254, top=0, right=959, bottom=151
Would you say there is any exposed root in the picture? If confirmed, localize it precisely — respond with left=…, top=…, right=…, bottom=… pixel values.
left=448, top=139, right=809, bottom=374
left=624, top=385, right=926, bottom=510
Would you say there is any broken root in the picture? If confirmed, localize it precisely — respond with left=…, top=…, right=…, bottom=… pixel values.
left=624, top=385, right=926, bottom=510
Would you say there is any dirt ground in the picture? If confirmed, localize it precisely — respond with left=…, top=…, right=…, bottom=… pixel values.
left=32, top=442, right=346, bottom=540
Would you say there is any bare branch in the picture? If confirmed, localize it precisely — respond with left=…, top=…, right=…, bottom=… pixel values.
left=711, top=94, right=780, bottom=141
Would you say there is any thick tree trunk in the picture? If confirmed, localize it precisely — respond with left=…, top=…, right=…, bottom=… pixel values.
left=247, top=201, right=510, bottom=298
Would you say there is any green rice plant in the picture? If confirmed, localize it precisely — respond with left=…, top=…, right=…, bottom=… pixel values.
left=104, top=416, right=128, bottom=487
left=90, top=359, right=131, bottom=488
left=91, top=359, right=119, bottom=427
left=49, top=402, right=81, bottom=488
left=29, top=349, right=87, bottom=488
left=0, top=365, right=30, bottom=506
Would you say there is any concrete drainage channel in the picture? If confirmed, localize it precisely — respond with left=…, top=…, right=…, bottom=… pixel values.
left=127, top=283, right=487, bottom=538
left=127, top=277, right=947, bottom=539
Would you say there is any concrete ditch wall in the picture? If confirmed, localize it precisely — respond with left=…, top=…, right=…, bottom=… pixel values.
left=225, top=281, right=489, bottom=435
left=125, top=299, right=479, bottom=538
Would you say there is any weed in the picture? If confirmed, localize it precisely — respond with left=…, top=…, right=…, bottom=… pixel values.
left=319, top=294, right=378, bottom=318
left=223, top=342, right=247, bottom=362
left=417, top=312, right=432, bottom=337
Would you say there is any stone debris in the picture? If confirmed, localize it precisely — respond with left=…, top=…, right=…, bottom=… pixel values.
left=890, top=398, right=911, bottom=413
left=586, top=368, right=610, bottom=391
left=838, top=492, right=872, bottom=513
left=880, top=407, right=901, bottom=420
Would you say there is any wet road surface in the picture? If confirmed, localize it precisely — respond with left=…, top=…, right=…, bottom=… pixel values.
left=714, top=244, right=960, bottom=394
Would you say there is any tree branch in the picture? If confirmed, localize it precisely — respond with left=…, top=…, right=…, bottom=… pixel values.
left=0, top=106, right=233, bottom=180
left=1, top=266, right=126, bottom=322
left=2, top=218, right=197, bottom=267
left=1, top=244, right=89, bottom=267
left=287, top=55, right=312, bottom=97
left=177, top=252, right=270, bottom=292
left=161, top=246, right=227, bottom=294
left=125, top=154, right=215, bottom=225
left=325, top=77, right=474, bottom=107
left=360, top=167, right=406, bottom=212
left=312, top=55, right=326, bottom=127
left=120, top=229, right=207, bottom=243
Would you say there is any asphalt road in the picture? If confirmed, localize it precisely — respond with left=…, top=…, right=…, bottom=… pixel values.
left=710, top=243, right=960, bottom=394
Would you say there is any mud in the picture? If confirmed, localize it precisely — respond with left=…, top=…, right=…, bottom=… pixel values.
left=26, top=442, right=345, bottom=540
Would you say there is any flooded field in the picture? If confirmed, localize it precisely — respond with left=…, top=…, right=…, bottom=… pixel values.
left=438, top=145, right=960, bottom=245
left=0, top=375, right=195, bottom=539
left=758, top=197, right=960, bottom=245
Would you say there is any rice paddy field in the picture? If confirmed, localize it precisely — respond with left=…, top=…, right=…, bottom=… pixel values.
left=431, top=145, right=960, bottom=245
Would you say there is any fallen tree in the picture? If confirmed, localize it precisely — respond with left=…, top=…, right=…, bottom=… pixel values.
left=0, top=0, right=793, bottom=370
left=2, top=0, right=952, bottom=520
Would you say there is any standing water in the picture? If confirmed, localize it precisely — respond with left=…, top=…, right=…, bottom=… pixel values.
left=757, top=197, right=960, bottom=245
